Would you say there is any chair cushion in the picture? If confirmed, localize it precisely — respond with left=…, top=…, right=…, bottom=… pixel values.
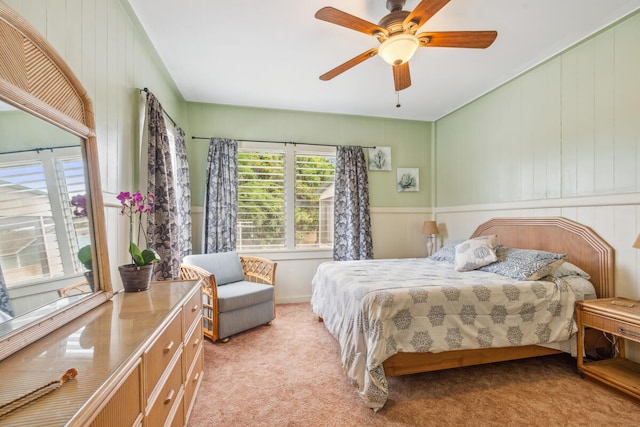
left=183, top=252, right=245, bottom=285
left=217, top=281, right=274, bottom=313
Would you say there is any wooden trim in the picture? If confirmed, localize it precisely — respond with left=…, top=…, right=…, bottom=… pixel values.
left=384, top=345, right=562, bottom=377
left=435, top=192, right=640, bottom=215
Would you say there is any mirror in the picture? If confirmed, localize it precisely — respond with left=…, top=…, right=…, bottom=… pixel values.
left=0, top=2, right=112, bottom=360
left=0, top=102, right=93, bottom=317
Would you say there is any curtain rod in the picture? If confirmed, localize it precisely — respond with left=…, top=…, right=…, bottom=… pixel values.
left=140, top=87, right=178, bottom=128
left=191, top=136, right=376, bottom=149
left=0, top=144, right=78, bottom=156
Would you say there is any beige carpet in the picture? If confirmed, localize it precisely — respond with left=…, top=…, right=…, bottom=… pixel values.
left=188, top=303, right=640, bottom=427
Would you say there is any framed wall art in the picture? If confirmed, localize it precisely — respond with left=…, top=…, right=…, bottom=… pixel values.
left=396, top=168, right=419, bottom=192
left=368, top=146, right=391, bottom=171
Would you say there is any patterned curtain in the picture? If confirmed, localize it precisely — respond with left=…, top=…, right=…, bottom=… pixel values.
left=333, top=146, right=373, bottom=261
left=174, top=127, right=193, bottom=260
left=145, top=93, right=181, bottom=280
left=203, top=138, right=238, bottom=253
left=0, top=267, right=14, bottom=319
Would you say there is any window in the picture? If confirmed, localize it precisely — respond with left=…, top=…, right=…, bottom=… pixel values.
left=295, top=154, right=335, bottom=247
left=0, top=147, right=88, bottom=286
left=237, top=143, right=335, bottom=251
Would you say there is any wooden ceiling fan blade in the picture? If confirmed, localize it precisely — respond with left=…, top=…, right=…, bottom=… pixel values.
left=319, top=48, right=378, bottom=81
left=315, top=7, right=389, bottom=38
left=393, top=62, right=411, bottom=91
left=418, top=31, right=498, bottom=48
left=404, top=0, right=451, bottom=33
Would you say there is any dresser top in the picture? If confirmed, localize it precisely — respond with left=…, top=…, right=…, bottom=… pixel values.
left=0, top=280, right=199, bottom=426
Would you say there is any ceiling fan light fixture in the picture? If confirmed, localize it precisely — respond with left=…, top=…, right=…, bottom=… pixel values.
left=378, top=33, right=419, bottom=66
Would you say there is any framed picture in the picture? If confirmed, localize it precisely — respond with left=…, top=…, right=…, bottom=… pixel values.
left=368, top=146, right=391, bottom=171
left=397, top=168, right=419, bottom=192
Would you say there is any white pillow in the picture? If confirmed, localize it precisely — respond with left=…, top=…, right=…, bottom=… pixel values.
left=552, top=262, right=590, bottom=279
left=560, top=276, right=597, bottom=300
left=454, top=235, right=498, bottom=272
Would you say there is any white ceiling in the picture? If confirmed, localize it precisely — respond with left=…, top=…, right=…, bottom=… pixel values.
left=127, top=0, right=640, bottom=122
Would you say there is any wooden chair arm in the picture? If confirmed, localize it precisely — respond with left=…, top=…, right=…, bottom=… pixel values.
left=180, top=263, right=220, bottom=341
left=180, top=264, right=218, bottom=300
left=57, top=280, right=91, bottom=297
left=240, top=255, right=277, bottom=286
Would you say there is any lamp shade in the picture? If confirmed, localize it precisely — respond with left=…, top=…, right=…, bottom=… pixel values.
left=378, top=34, right=420, bottom=66
left=634, top=233, right=640, bottom=249
left=422, top=220, right=439, bottom=235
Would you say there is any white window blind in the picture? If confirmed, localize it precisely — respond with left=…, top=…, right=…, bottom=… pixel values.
left=0, top=149, right=88, bottom=286
left=294, top=153, right=335, bottom=248
left=237, top=150, right=286, bottom=249
left=237, top=145, right=335, bottom=251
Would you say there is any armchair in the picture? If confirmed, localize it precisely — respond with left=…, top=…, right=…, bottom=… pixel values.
left=181, top=252, right=277, bottom=342
left=57, top=280, right=92, bottom=297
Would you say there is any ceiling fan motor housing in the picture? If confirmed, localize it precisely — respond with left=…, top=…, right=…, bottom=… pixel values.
left=378, top=11, right=411, bottom=35
left=386, top=0, right=406, bottom=13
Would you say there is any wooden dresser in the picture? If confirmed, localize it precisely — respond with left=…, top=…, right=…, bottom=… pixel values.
left=0, top=280, right=204, bottom=426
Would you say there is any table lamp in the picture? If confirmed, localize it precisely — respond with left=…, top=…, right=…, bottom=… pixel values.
left=422, top=220, right=439, bottom=257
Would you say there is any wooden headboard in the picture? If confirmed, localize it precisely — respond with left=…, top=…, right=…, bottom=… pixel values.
left=471, top=217, right=614, bottom=299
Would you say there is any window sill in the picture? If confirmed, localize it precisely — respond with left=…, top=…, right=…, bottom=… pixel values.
left=238, top=248, right=333, bottom=262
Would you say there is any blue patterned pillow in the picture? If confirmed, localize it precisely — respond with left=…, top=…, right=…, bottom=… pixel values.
left=454, top=235, right=498, bottom=272
left=429, top=240, right=463, bottom=263
left=478, top=247, right=567, bottom=281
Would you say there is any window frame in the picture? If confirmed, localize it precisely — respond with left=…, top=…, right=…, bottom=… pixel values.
left=0, top=146, right=88, bottom=288
left=237, top=141, right=335, bottom=255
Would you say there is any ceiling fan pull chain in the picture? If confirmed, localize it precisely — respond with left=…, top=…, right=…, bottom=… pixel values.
left=396, top=91, right=401, bottom=108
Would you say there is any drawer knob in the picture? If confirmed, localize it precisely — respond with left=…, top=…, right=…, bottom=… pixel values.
left=191, top=304, right=199, bottom=313
left=163, top=341, right=174, bottom=354
left=193, top=372, right=200, bottom=383
left=193, top=338, right=200, bottom=347
left=164, top=389, right=175, bottom=405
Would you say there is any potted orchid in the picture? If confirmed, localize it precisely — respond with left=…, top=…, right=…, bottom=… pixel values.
left=117, top=191, right=160, bottom=292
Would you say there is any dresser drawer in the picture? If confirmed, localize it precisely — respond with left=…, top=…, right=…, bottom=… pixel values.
left=147, top=353, right=184, bottom=427
left=184, top=318, right=202, bottom=371
left=145, top=312, right=182, bottom=397
left=168, top=397, right=185, bottom=427
left=183, top=288, right=202, bottom=334
left=582, top=311, right=640, bottom=339
left=185, top=345, right=204, bottom=418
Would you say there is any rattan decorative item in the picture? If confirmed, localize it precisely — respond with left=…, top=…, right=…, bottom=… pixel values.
left=0, top=368, right=78, bottom=418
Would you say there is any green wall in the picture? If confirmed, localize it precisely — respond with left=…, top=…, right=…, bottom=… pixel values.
left=0, top=109, right=78, bottom=150
left=185, top=103, right=433, bottom=208
left=435, top=10, right=640, bottom=207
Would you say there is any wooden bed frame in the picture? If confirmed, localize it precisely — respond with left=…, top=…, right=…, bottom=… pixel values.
left=382, top=216, right=614, bottom=376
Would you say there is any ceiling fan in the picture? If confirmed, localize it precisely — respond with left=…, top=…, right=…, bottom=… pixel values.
left=315, top=0, right=497, bottom=91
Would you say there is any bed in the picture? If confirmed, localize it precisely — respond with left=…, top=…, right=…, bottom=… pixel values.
left=311, top=217, right=614, bottom=410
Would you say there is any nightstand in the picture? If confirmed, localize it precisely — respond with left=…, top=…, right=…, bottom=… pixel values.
left=576, top=298, right=640, bottom=399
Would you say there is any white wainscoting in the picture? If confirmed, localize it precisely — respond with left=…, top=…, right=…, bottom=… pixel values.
left=434, top=193, right=640, bottom=300
left=109, top=198, right=640, bottom=359
left=189, top=206, right=433, bottom=303
left=108, top=196, right=640, bottom=301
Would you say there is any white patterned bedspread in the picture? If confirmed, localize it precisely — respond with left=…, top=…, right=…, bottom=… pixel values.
left=310, top=258, right=578, bottom=410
